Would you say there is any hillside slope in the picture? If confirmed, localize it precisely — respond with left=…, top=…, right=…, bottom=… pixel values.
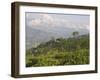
left=26, top=34, right=89, bottom=67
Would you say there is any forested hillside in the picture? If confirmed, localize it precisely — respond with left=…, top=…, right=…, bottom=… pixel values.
left=26, top=32, right=89, bottom=67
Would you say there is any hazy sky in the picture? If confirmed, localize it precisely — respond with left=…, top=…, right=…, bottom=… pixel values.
left=25, top=12, right=90, bottom=30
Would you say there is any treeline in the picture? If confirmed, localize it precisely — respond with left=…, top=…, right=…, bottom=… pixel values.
left=26, top=32, right=89, bottom=67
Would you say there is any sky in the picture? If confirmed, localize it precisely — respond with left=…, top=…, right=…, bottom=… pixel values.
left=25, top=12, right=90, bottom=31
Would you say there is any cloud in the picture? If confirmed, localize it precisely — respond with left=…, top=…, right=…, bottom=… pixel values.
left=27, top=14, right=54, bottom=27
left=29, top=19, right=41, bottom=26
left=40, top=14, right=53, bottom=22
left=26, top=13, right=89, bottom=30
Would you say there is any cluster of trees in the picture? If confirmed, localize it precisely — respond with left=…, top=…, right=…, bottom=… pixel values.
left=26, top=31, right=89, bottom=67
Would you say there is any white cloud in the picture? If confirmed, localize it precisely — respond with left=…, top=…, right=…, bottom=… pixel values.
left=29, top=19, right=41, bottom=26
left=27, top=13, right=89, bottom=30
left=40, top=14, right=53, bottom=22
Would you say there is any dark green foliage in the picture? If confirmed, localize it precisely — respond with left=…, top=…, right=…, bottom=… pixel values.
left=26, top=34, right=89, bottom=67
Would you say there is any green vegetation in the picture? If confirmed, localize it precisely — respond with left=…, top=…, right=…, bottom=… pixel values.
left=26, top=32, right=89, bottom=67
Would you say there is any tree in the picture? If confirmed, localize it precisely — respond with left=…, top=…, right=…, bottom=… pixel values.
left=72, top=31, right=79, bottom=39
left=72, top=31, right=80, bottom=51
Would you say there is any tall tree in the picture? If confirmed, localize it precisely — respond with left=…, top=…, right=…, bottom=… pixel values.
left=72, top=31, right=79, bottom=39
left=72, top=31, right=80, bottom=51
